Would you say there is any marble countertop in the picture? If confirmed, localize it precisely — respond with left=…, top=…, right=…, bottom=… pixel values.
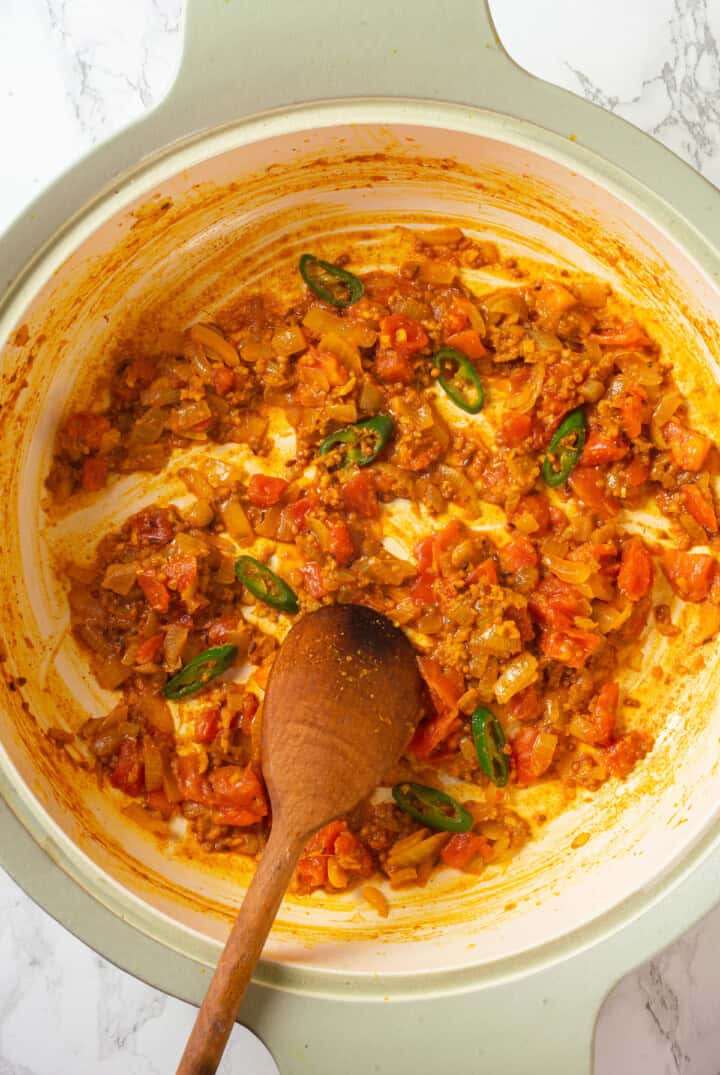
left=2, top=1, right=720, bottom=1071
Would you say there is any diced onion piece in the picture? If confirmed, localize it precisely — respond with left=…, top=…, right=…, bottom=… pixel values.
left=327, top=402, right=358, bottom=424
left=358, top=381, right=384, bottom=413
left=102, top=562, right=137, bottom=596
left=687, top=602, right=720, bottom=646
left=387, top=830, right=448, bottom=868
left=241, top=341, right=275, bottom=363
left=319, top=332, right=362, bottom=373
left=416, top=226, right=464, bottom=245
left=419, top=261, right=456, bottom=284
left=134, top=694, right=175, bottom=735
left=143, top=739, right=165, bottom=791
left=163, top=623, right=189, bottom=671
left=615, top=351, right=663, bottom=387
left=188, top=324, right=240, bottom=367
left=303, top=306, right=377, bottom=348
left=362, top=884, right=389, bottom=917
left=271, top=324, right=306, bottom=356
left=222, top=497, right=254, bottom=542
left=494, top=653, right=539, bottom=704
left=594, top=599, right=634, bottom=634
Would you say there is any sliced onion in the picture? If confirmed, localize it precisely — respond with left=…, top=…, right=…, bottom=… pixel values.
left=416, top=226, right=464, bottom=245
left=143, top=739, right=165, bottom=791
left=163, top=624, right=189, bottom=671
left=135, top=694, right=175, bottom=736
left=494, top=653, right=539, bottom=704
left=542, top=552, right=593, bottom=586
left=594, top=599, right=633, bottom=634
left=512, top=360, right=545, bottom=413
left=188, top=324, right=240, bottom=367
left=222, top=497, right=254, bottom=541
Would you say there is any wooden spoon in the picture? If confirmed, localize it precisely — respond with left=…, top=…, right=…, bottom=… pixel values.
left=176, top=603, right=424, bottom=1075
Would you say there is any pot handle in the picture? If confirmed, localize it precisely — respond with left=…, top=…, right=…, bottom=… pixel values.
left=158, top=0, right=528, bottom=134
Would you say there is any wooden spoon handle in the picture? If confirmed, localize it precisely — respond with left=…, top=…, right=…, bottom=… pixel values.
left=176, top=827, right=304, bottom=1075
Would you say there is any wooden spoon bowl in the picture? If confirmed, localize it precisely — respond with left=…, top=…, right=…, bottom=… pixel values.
left=177, top=604, right=424, bottom=1075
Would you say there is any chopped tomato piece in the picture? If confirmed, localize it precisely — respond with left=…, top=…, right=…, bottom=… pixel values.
left=213, top=806, right=264, bottom=827
left=445, top=329, right=487, bottom=359
left=64, top=412, right=111, bottom=453
left=81, top=455, right=108, bottom=492
left=617, top=537, right=653, bottom=602
left=173, top=753, right=210, bottom=803
left=534, top=281, right=577, bottom=326
left=605, top=730, right=653, bottom=778
left=284, top=493, right=317, bottom=534
left=500, top=412, right=533, bottom=447
left=468, top=557, right=499, bottom=586
left=510, top=494, right=552, bottom=536
left=341, top=472, right=379, bottom=517
left=211, top=365, right=235, bottom=395
left=374, top=347, right=414, bottom=384
left=418, top=656, right=465, bottom=712
left=410, top=710, right=460, bottom=760
left=296, top=820, right=346, bottom=888
left=232, top=692, right=259, bottom=736
left=210, top=765, right=268, bottom=818
left=589, top=321, right=652, bottom=348
left=138, top=572, right=171, bottom=613
left=164, top=555, right=198, bottom=593
left=409, top=572, right=436, bottom=605
left=301, top=561, right=326, bottom=598
left=411, top=657, right=465, bottom=759
left=328, top=521, right=355, bottom=565
left=135, top=634, right=164, bottom=664
left=568, top=468, right=618, bottom=519
left=529, top=575, right=589, bottom=630
left=441, top=833, right=493, bottom=870
left=130, top=507, right=174, bottom=545
left=680, top=484, right=718, bottom=531
left=379, top=314, right=429, bottom=358
left=661, top=550, right=716, bottom=602
left=513, top=728, right=558, bottom=786
left=663, top=420, right=711, bottom=472
left=195, top=707, right=221, bottom=744
left=507, top=685, right=541, bottom=723
left=571, top=682, right=619, bottom=746
left=442, top=302, right=470, bottom=335
left=540, top=627, right=601, bottom=668
left=206, top=615, right=237, bottom=645
left=297, top=350, right=349, bottom=388
left=333, top=829, right=373, bottom=875
left=110, top=737, right=144, bottom=797
left=247, top=474, right=289, bottom=508
left=579, top=431, right=628, bottom=467
left=498, top=535, right=538, bottom=573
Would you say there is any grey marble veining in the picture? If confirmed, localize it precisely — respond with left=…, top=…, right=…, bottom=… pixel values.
left=2, top=1, right=720, bottom=1071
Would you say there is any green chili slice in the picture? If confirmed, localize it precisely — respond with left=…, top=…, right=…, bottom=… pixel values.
left=299, top=254, right=364, bottom=308
left=235, top=555, right=299, bottom=614
left=434, top=348, right=484, bottom=414
left=163, top=644, right=238, bottom=701
left=392, top=781, right=473, bottom=834
left=471, top=707, right=509, bottom=788
left=318, top=414, right=393, bottom=469
left=541, top=407, right=587, bottom=487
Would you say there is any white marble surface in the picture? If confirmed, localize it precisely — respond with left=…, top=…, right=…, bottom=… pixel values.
left=2, top=0, right=720, bottom=1071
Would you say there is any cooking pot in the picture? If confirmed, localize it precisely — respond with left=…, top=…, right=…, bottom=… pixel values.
left=2, top=2, right=720, bottom=1072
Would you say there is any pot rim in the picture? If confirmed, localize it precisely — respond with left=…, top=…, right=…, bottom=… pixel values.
left=2, top=95, right=720, bottom=1005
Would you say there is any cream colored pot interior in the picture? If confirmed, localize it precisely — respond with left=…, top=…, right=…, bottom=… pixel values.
left=2, top=115, right=720, bottom=981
